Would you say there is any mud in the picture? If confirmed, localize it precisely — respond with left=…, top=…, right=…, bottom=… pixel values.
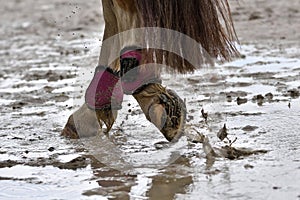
left=1, top=0, right=300, bottom=199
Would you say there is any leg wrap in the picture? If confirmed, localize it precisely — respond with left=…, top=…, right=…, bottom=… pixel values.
left=120, top=47, right=161, bottom=95
left=85, top=65, right=123, bottom=110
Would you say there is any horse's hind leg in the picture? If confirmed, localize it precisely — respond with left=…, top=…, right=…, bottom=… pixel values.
left=120, top=48, right=186, bottom=142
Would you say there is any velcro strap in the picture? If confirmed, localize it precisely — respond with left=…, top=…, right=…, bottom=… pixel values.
left=120, top=57, right=139, bottom=82
left=120, top=48, right=161, bottom=95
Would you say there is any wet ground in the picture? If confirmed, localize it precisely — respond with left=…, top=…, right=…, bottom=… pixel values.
left=1, top=0, right=300, bottom=199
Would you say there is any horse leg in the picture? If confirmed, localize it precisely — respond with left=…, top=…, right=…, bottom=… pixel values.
left=61, top=0, right=122, bottom=138
left=119, top=48, right=186, bottom=142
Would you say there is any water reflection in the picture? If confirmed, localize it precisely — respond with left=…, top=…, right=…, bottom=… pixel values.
left=78, top=155, right=194, bottom=199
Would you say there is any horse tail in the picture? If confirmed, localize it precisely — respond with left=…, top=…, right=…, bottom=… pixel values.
left=134, top=0, right=239, bottom=73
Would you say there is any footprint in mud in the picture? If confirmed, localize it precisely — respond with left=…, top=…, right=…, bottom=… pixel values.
left=265, top=92, right=273, bottom=101
left=53, top=94, right=69, bottom=102
left=285, top=88, right=300, bottom=99
left=248, top=12, right=263, bottom=21
left=252, top=94, right=265, bottom=106
left=11, top=101, right=27, bottom=110
left=0, top=156, right=90, bottom=170
left=242, top=125, right=259, bottom=132
left=23, top=70, right=75, bottom=82
left=222, top=91, right=248, bottom=103
left=237, top=97, right=248, bottom=105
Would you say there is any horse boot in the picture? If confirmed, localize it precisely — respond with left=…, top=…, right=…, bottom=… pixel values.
left=62, top=66, right=124, bottom=138
left=85, top=65, right=124, bottom=132
left=120, top=47, right=186, bottom=142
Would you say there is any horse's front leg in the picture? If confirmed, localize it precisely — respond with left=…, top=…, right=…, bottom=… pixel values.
left=61, top=64, right=123, bottom=138
left=62, top=0, right=122, bottom=138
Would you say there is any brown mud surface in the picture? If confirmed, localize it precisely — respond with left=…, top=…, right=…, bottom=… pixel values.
left=0, top=0, right=299, bottom=199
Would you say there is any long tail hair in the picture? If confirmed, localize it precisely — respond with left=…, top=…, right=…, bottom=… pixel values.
left=134, top=0, right=239, bottom=73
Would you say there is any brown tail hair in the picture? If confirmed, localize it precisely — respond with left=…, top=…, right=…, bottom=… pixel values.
left=101, top=0, right=239, bottom=73
left=134, top=0, right=239, bottom=73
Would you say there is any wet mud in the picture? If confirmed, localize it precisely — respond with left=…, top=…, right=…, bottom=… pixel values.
left=1, top=0, right=300, bottom=199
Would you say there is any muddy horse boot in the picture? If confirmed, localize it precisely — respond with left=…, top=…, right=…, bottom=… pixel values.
left=62, top=65, right=123, bottom=138
left=120, top=47, right=186, bottom=142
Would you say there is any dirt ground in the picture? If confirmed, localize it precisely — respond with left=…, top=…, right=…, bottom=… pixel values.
left=0, top=0, right=300, bottom=199
left=231, top=0, right=300, bottom=51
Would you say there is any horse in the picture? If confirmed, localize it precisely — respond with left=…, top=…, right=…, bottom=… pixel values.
left=61, top=0, right=239, bottom=141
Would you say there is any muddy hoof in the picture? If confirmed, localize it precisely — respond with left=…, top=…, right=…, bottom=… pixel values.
left=61, top=104, right=105, bottom=139
left=61, top=114, right=80, bottom=139
left=133, top=83, right=186, bottom=142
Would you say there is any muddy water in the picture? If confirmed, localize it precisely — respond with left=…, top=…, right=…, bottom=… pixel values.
left=1, top=1, right=300, bottom=200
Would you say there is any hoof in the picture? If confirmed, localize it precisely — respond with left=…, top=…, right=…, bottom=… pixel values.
left=61, top=114, right=80, bottom=139
left=133, top=83, right=186, bottom=142
left=61, top=104, right=113, bottom=139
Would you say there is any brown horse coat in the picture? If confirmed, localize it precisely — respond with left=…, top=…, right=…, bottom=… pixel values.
left=62, top=0, right=239, bottom=139
left=100, top=0, right=239, bottom=73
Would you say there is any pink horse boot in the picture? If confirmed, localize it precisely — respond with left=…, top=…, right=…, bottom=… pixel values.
left=85, top=65, right=124, bottom=132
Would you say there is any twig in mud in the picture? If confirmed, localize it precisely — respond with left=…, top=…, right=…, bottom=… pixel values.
left=120, top=120, right=125, bottom=127
left=186, top=125, right=267, bottom=160
left=229, top=137, right=237, bottom=147
left=217, top=123, right=228, bottom=141
left=217, top=123, right=237, bottom=146
left=201, top=108, right=208, bottom=122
